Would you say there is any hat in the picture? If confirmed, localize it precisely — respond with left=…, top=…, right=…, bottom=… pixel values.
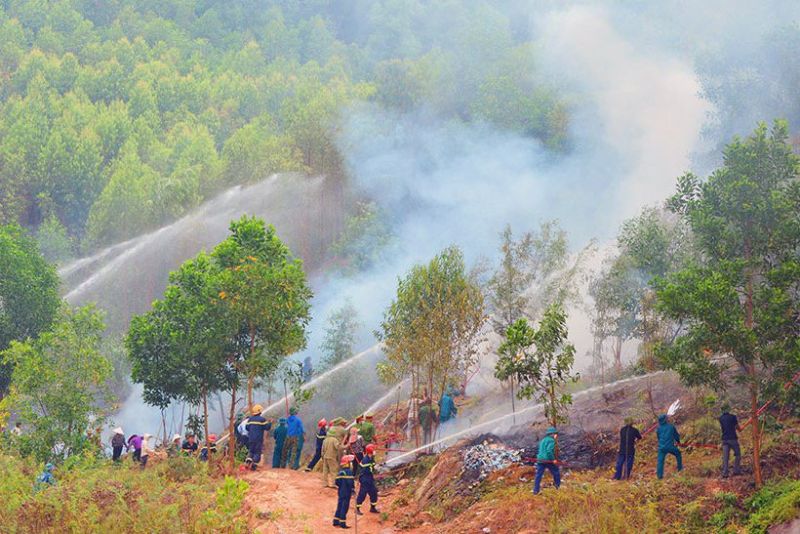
left=208, top=434, right=217, bottom=442
left=172, top=434, right=181, bottom=442
left=365, top=444, right=376, bottom=454
left=356, top=415, right=364, bottom=422
left=289, top=406, right=298, bottom=415
left=278, top=417, right=287, bottom=424
left=318, top=418, right=327, bottom=428
left=341, top=454, right=355, bottom=465
left=44, top=463, right=54, bottom=471
left=365, top=414, right=374, bottom=420
left=545, top=427, right=558, bottom=436
left=252, top=404, right=264, bottom=416
left=113, top=427, right=124, bottom=435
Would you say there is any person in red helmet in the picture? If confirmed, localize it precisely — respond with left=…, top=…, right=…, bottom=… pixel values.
left=304, top=418, right=328, bottom=472
left=334, top=455, right=355, bottom=528
left=355, top=443, right=380, bottom=515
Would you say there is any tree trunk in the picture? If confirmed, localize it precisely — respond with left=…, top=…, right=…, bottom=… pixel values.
left=202, top=390, right=211, bottom=465
left=228, top=381, right=237, bottom=472
left=613, top=336, right=622, bottom=372
left=744, top=243, right=763, bottom=487
left=510, top=375, right=516, bottom=425
left=248, top=323, right=256, bottom=413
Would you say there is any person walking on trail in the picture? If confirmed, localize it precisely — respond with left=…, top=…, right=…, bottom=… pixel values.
left=656, top=414, right=683, bottom=479
left=355, top=444, right=380, bottom=516
left=111, top=427, right=125, bottom=462
left=282, top=406, right=304, bottom=469
left=333, top=454, right=356, bottom=529
left=322, top=423, right=342, bottom=488
left=304, top=418, right=327, bottom=472
left=533, top=427, right=561, bottom=494
left=181, top=434, right=198, bottom=455
left=614, top=417, right=642, bottom=480
left=719, top=404, right=742, bottom=478
left=245, top=404, right=271, bottom=471
left=128, top=434, right=143, bottom=463
left=272, top=418, right=288, bottom=468
left=140, top=433, right=154, bottom=468
left=439, top=390, right=457, bottom=424
left=360, top=414, right=376, bottom=444
left=167, top=434, right=181, bottom=458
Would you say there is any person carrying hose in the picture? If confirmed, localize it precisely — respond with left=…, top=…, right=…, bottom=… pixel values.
left=245, top=404, right=271, bottom=471
left=333, top=454, right=356, bottom=529
left=272, top=418, right=287, bottom=468
left=321, top=423, right=342, bottom=488
left=656, top=414, right=683, bottom=479
left=355, top=443, right=380, bottom=515
left=304, top=418, right=327, bottom=472
left=613, top=417, right=642, bottom=480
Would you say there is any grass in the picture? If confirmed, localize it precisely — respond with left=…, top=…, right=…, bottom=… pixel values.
left=0, top=452, right=249, bottom=533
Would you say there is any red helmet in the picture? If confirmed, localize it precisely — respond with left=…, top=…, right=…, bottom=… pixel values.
left=208, top=434, right=217, bottom=442
left=365, top=444, right=376, bottom=454
left=318, top=418, right=327, bottom=428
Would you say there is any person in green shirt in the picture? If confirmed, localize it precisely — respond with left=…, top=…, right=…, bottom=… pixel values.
left=533, top=427, right=561, bottom=494
left=360, top=414, right=376, bottom=444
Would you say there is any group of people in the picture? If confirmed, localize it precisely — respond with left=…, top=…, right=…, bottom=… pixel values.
left=408, top=388, right=459, bottom=445
left=109, top=427, right=219, bottom=467
left=234, top=404, right=381, bottom=529
left=534, top=405, right=745, bottom=494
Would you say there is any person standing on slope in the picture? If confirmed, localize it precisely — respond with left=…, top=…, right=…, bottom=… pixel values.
left=245, top=404, right=271, bottom=471
left=719, top=404, right=742, bottom=478
left=613, top=417, right=642, bottom=480
left=282, top=406, right=304, bottom=469
left=304, top=418, right=327, bottom=472
left=272, top=417, right=288, bottom=468
left=656, top=414, right=683, bottom=479
left=110, top=427, right=125, bottom=462
left=322, top=422, right=342, bottom=488
left=533, top=427, right=561, bottom=495
left=355, top=443, right=380, bottom=516
left=333, top=454, right=356, bottom=529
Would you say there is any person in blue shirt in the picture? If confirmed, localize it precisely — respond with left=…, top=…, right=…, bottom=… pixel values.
left=656, top=414, right=683, bottom=479
left=282, top=406, right=304, bottom=470
left=34, top=463, right=56, bottom=491
left=533, top=427, right=561, bottom=494
left=439, top=391, right=457, bottom=424
left=304, top=418, right=327, bottom=472
left=245, top=404, right=271, bottom=471
left=355, top=444, right=380, bottom=515
left=334, top=455, right=355, bottom=529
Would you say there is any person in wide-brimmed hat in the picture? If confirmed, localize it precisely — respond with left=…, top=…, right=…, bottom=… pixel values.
left=111, top=427, right=125, bottom=462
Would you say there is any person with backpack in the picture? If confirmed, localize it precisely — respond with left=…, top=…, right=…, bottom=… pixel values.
left=656, top=414, right=683, bottom=479
left=613, top=417, right=642, bottom=480
left=111, top=427, right=125, bottom=462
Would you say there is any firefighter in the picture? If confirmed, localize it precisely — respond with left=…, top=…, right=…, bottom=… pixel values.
left=304, top=418, right=327, bottom=472
left=245, top=404, right=270, bottom=471
left=321, top=424, right=342, bottom=488
left=333, top=454, right=355, bottom=529
left=355, top=443, right=380, bottom=515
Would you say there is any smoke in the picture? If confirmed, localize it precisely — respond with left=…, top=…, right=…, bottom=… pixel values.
left=301, top=3, right=708, bottom=372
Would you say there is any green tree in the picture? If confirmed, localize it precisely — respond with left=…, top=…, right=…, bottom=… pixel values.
left=655, top=121, right=800, bottom=487
left=0, top=304, right=112, bottom=462
left=495, top=304, right=578, bottom=427
left=0, top=224, right=61, bottom=395
left=377, top=246, right=486, bottom=412
left=319, top=301, right=360, bottom=370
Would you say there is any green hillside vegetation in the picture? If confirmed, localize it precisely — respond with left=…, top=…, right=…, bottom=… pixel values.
left=0, top=0, right=567, bottom=257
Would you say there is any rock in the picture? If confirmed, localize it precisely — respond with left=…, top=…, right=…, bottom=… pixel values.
left=482, top=528, right=491, bottom=533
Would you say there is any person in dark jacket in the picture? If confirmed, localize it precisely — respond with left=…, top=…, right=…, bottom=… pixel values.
left=111, top=427, right=125, bottom=462
left=181, top=434, right=198, bottom=455
left=334, top=455, right=356, bottom=529
left=245, top=404, right=271, bottom=471
left=613, top=417, right=642, bottom=480
left=719, top=404, right=742, bottom=478
left=272, top=418, right=288, bottom=468
left=199, top=434, right=218, bottom=462
left=355, top=444, right=380, bottom=515
left=656, top=414, right=683, bottom=479
left=304, top=418, right=327, bottom=472
left=533, top=427, right=561, bottom=494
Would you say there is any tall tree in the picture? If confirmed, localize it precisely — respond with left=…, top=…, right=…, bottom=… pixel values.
left=656, top=121, right=800, bottom=487
left=0, top=224, right=61, bottom=395
left=319, top=301, right=360, bottom=370
left=0, top=304, right=112, bottom=462
left=378, top=246, right=486, bottom=411
left=495, top=303, right=578, bottom=427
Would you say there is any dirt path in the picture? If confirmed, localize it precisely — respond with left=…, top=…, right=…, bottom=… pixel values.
left=241, top=467, right=417, bottom=534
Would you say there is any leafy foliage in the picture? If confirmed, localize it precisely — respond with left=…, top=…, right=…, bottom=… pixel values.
left=496, top=304, right=578, bottom=427
left=0, top=304, right=112, bottom=462
left=319, top=301, right=360, bottom=370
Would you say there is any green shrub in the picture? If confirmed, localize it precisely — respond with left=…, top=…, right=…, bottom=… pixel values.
left=746, top=479, right=800, bottom=534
